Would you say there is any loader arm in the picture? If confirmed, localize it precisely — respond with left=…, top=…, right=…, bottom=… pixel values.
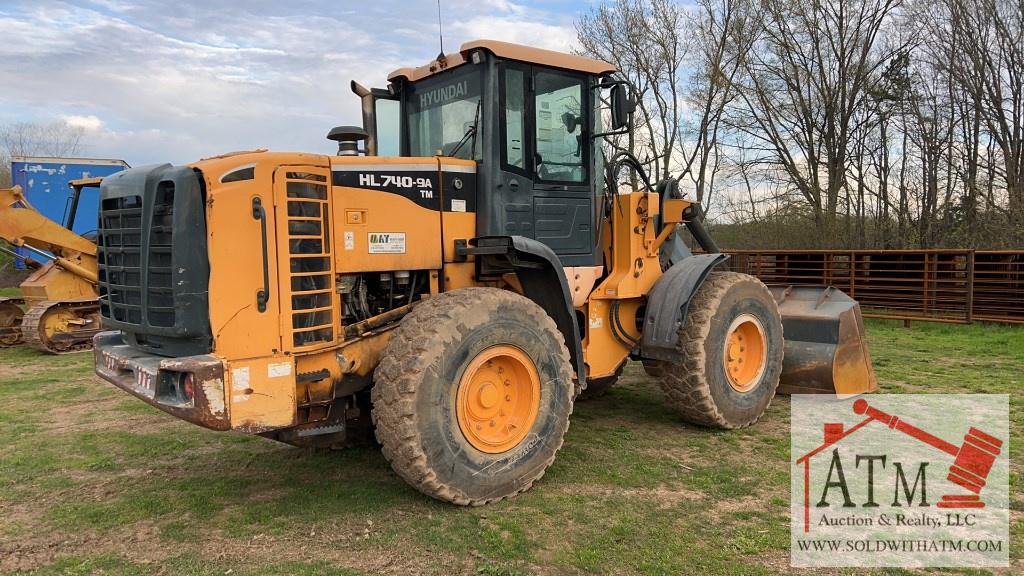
left=0, top=186, right=97, bottom=280
left=0, top=185, right=102, bottom=353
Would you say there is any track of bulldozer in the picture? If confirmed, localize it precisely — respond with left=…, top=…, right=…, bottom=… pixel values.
left=21, top=300, right=101, bottom=354
left=0, top=297, right=26, bottom=346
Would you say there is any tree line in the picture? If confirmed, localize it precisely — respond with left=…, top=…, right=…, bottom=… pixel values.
left=0, top=121, right=85, bottom=189
left=577, top=0, right=1024, bottom=249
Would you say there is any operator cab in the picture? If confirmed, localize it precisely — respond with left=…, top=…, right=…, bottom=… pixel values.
left=350, top=40, right=624, bottom=267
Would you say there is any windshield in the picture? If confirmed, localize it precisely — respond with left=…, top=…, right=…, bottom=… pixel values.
left=406, top=67, right=482, bottom=159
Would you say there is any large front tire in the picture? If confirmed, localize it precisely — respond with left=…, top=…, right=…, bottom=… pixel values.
left=650, top=271, right=783, bottom=429
left=371, top=288, right=575, bottom=505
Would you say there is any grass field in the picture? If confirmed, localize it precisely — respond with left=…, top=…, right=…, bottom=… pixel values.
left=0, top=319, right=1020, bottom=575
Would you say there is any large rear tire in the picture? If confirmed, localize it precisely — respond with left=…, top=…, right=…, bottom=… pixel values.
left=650, top=271, right=783, bottom=429
left=371, top=288, right=575, bottom=505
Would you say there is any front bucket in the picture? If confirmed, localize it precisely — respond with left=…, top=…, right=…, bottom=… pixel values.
left=769, top=286, right=879, bottom=397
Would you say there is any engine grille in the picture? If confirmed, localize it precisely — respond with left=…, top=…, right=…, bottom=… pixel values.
left=98, top=194, right=143, bottom=324
left=97, top=164, right=211, bottom=357
left=146, top=183, right=176, bottom=327
left=283, top=172, right=335, bottom=349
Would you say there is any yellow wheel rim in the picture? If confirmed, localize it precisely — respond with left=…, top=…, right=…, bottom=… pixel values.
left=43, top=309, right=76, bottom=339
left=723, top=314, right=767, bottom=393
left=456, top=345, right=541, bottom=454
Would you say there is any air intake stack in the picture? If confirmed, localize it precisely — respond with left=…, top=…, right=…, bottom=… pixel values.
left=327, top=126, right=369, bottom=156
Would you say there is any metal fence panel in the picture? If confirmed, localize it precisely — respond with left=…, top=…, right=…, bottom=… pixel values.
left=722, top=250, right=1022, bottom=324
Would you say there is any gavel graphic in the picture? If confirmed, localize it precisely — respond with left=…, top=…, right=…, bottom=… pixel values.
left=852, top=398, right=1003, bottom=508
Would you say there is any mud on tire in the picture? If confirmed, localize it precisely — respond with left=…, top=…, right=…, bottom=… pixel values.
left=371, top=287, right=575, bottom=505
left=649, top=271, right=783, bottom=429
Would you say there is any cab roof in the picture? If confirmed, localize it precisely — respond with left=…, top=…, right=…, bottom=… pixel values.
left=387, top=39, right=617, bottom=83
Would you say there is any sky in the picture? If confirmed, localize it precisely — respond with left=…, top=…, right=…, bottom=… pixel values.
left=0, top=0, right=586, bottom=166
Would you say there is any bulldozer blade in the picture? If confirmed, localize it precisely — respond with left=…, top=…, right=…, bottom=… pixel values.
left=768, top=286, right=879, bottom=397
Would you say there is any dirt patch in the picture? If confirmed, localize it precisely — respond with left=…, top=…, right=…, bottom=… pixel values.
left=750, top=549, right=790, bottom=573
left=712, top=495, right=775, bottom=520
left=0, top=484, right=448, bottom=574
left=0, top=363, right=32, bottom=379
left=558, top=482, right=704, bottom=508
left=42, top=396, right=181, bottom=435
left=0, top=522, right=172, bottom=573
left=622, top=486, right=704, bottom=508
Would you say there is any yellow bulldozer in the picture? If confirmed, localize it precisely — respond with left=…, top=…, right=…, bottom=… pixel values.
left=0, top=179, right=102, bottom=353
left=92, top=40, right=877, bottom=504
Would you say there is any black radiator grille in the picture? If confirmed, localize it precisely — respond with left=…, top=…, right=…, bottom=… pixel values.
left=147, top=182, right=176, bottom=327
left=97, top=164, right=212, bottom=357
left=98, top=195, right=143, bottom=324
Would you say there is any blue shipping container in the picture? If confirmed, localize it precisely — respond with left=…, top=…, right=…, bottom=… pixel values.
left=10, top=156, right=129, bottom=268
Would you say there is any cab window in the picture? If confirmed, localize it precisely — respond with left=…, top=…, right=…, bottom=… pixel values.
left=503, top=68, right=527, bottom=171
left=375, top=98, right=400, bottom=157
left=534, top=71, right=586, bottom=183
left=406, top=68, right=482, bottom=159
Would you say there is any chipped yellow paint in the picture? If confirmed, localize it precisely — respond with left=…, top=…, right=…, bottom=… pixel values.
left=202, top=378, right=226, bottom=416
left=226, top=356, right=296, bottom=430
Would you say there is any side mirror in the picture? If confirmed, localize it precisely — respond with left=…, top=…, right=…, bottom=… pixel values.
left=610, top=84, right=630, bottom=130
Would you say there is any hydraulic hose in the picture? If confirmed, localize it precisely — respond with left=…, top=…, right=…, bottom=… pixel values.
left=683, top=205, right=720, bottom=254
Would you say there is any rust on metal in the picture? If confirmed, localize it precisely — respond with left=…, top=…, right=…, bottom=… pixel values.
left=93, top=331, right=230, bottom=430
left=768, top=286, right=879, bottom=397
left=724, top=249, right=1024, bottom=325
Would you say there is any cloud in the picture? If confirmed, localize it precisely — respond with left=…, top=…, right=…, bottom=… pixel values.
left=0, top=0, right=578, bottom=165
left=63, top=115, right=103, bottom=130
left=449, top=15, right=577, bottom=52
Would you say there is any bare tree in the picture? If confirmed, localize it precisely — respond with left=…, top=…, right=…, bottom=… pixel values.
left=0, top=121, right=86, bottom=187
left=931, top=0, right=1024, bottom=239
left=728, top=0, right=905, bottom=243
left=578, top=0, right=690, bottom=186
left=677, top=0, right=758, bottom=207
left=574, top=0, right=1021, bottom=249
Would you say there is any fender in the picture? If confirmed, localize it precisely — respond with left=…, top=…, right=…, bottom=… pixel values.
left=640, top=253, right=729, bottom=363
left=458, top=236, right=586, bottom=383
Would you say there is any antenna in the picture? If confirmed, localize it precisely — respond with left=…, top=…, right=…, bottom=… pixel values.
left=436, top=0, right=445, bottom=59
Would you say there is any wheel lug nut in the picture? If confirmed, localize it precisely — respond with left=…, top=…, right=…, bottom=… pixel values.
left=490, top=420, right=496, bottom=427
left=505, top=395, right=511, bottom=401
left=497, top=367, right=504, bottom=374
left=504, top=380, right=511, bottom=386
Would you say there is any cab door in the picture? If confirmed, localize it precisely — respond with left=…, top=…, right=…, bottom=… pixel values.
left=273, top=165, right=339, bottom=354
left=496, top=64, right=595, bottom=267
left=530, top=69, right=594, bottom=265
left=494, top=62, right=536, bottom=241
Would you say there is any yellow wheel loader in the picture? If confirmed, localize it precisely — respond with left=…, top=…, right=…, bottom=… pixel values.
left=92, top=40, right=877, bottom=504
left=0, top=179, right=102, bottom=353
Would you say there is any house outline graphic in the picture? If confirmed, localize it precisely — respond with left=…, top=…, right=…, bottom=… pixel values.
left=794, top=398, right=1002, bottom=533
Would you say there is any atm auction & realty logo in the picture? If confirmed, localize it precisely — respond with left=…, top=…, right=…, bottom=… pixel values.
left=790, top=394, right=1009, bottom=568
